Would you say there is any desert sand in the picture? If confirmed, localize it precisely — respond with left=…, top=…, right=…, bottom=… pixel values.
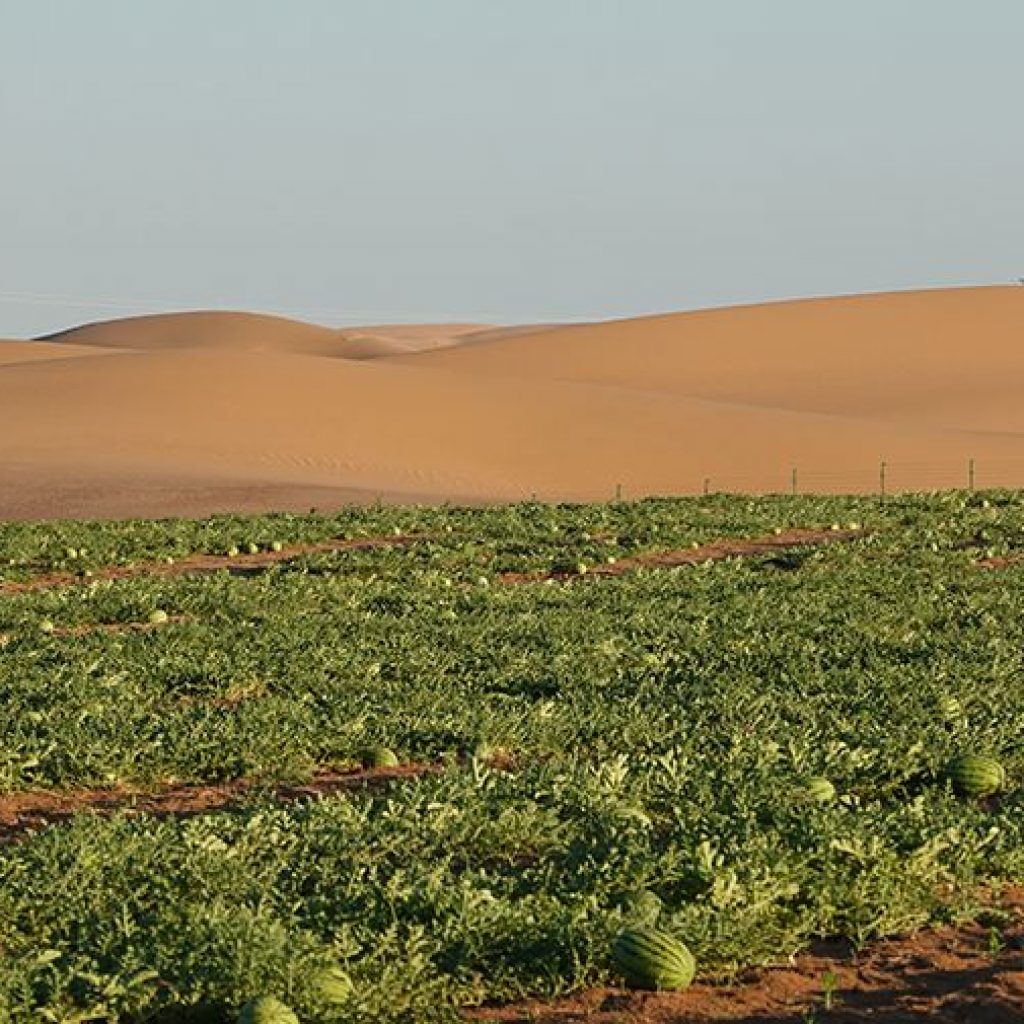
left=3, top=286, right=1024, bottom=519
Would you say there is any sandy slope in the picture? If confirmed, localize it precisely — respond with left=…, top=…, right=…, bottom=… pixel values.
left=38, top=311, right=485, bottom=360
left=3, top=287, right=1024, bottom=519
left=386, top=287, right=1024, bottom=428
left=0, top=340, right=114, bottom=367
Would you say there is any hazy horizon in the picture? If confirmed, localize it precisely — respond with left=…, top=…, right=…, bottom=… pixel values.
left=3, top=0, right=1023, bottom=337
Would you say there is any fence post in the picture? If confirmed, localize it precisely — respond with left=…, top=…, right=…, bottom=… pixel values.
left=615, top=483, right=622, bottom=501
left=790, top=467, right=798, bottom=496
left=968, top=458, right=975, bottom=492
left=703, top=477, right=710, bottom=496
left=879, top=460, right=887, bottom=499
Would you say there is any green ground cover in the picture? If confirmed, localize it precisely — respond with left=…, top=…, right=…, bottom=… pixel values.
left=0, top=492, right=1022, bottom=1021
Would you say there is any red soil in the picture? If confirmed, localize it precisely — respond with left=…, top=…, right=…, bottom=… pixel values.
left=469, top=890, right=1024, bottom=1022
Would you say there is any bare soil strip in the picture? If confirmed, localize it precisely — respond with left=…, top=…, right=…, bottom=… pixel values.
left=52, top=614, right=195, bottom=637
left=498, top=527, right=864, bottom=584
left=469, top=890, right=1024, bottom=1023
left=977, top=554, right=1024, bottom=569
left=0, top=764, right=439, bottom=843
left=0, top=527, right=863, bottom=597
left=0, top=532, right=430, bottom=595
left=1, top=750, right=1020, bottom=1021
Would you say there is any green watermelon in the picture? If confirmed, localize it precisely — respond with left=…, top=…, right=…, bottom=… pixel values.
left=360, top=745, right=400, bottom=769
left=148, top=609, right=169, bottom=625
left=316, top=965, right=353, bottom=1003
left=938, top=695, right=962, bottom=720
left=944, top=754, right=1005, bottom=798
left=612, top=926, right=696, bottom=991
left=471, top=741, right=513, bottom=766
left=803, top=777, right=836, bottom=803
left=237, top=996, right=299, bottom=1024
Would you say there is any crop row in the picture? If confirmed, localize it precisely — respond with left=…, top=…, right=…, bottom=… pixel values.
left=0, top=492, right=1023, bottom=1020
left=0, top=756, right=1021, bottom=1021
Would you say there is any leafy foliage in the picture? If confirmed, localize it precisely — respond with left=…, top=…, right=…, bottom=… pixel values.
left=0, top=491, right=1023, bottom=1020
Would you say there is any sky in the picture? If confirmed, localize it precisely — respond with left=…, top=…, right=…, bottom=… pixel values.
left=2, top=0, right=1023, bottom=337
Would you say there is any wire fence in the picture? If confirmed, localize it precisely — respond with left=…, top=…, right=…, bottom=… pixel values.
left=685, top=455, right=1024, bottom=498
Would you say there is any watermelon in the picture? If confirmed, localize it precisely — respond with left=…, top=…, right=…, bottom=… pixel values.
left=944, top=754, right=1005, bottom=798
left=316, top=965, right=353, bottom=1003
left=360, top=745, right=400, bottom=769
left=471, top=742, right=513, bottom=766
left=149, top=609, right=169, bottom=625
left=803, top=777, right=836, bottom=803
left=237, top=996, right=299, bottom=1024
left=612, top=926, right=696, bottom=991
left=938, top=695, right=962, bottom=721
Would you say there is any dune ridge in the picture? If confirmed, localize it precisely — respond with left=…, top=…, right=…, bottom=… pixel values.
left=4, top=286, right=1024, bottom=519
left=38, top=311, right=487, bottom=361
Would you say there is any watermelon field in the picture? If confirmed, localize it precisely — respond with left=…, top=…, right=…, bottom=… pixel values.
left=1, top=492, right=1023, bottom=1021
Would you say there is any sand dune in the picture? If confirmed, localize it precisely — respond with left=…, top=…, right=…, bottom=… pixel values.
left=40, top=311, right=485, bottom=360
left=385, top=287, right=1024, bottom=428
left=0, top=340, right=114, bottom=367
left=3, top=286, right=1024, bottom=519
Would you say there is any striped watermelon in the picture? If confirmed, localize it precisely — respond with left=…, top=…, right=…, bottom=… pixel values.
left=237, top=996, right=299, bottom=1024
left=612, top=926, right=695, bottom=991
left=803, top=777, right=836, bottom=803
left=316, top=965, right=354, bottom=1003
left=359, top=745, right=400, bottom=769
left=943, top=754, right=1005, bottom=798
left=938, top=695, right=962, bottom=721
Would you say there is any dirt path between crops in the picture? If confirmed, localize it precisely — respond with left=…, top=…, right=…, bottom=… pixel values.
left=498, top=527, right=864, bottom=584
left=0, top=525, right=864, bottom=839
left=3, top=766, right=1021, bottom=1024
left=470, top=890, right=1024, bottom=1022
left=2, top=744, right=1021, bottom=1022
left=0, top=532, right=430, bottom=594
left=0, top=526, right=864, bottom=596
left=978, top=553, right=1024, bottom=570
left=0, top=764, right=440, bottom=843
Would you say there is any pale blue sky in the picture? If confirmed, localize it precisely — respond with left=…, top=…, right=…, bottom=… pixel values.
left=2, top=0, right=1022, bottom=336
